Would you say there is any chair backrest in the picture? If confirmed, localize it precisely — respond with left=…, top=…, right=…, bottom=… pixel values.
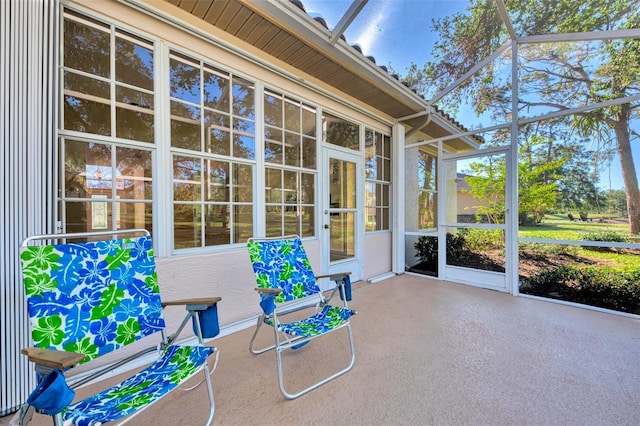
left=19, top=235, right=165, bottom=364
left=247, top=236, right=320, bottom=303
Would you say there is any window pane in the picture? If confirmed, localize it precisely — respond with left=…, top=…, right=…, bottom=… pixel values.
left=173, top=155, right=201, bottom=202
left=118, top=202, right=152, bottom=231
left=204, top=68, right=230, bottom=112
left=233, top=164, right=253, bottom=203
left=171, top=101, right=201, bottom=150
left=329, top=158, right=356, bottom=209
left=284, top=100, right=300, bottom=132
left=301, top=173, right=314, bottom=204
left=205, top=160, right=229, bottom=202
left=284, top=132, right=300, bottom=167
left=64, top=201, right=112, bottom=233
left=116, top=147, right=152, bottom=200
left=116, top=86, right=154, bottom=143
left=64, top=140, right=111, bottom=197
left=264, top=93, right=283, bottom=127
left=170, top=56, right=200, bottom=104
left=64, top=17, right=110, bottom=78
left=265, top=168, right=282, bottom=204
left=301, top=206, right=314, bottom=238
left=64, top=95, right=110, bottom=136
left=233, top=134, right=255, bottom=160
left=205, top=112, right=230, bottom=156
left=330, top=212, right=355, bottom=261
left=302, top=136, right=316, bottom=169
left=64, top=71, right=110, bottom=99
left=302, top=106, right=315, bottom=137
left=284, top=170, right=297, bottom=205
left=265, top=126, right=283, bottom=163
left=205, top=204, right=230, bottom=246
left=265, top=205, right=282, bottom=237
left=174, top=204, right=201, bottom=249
left=324, top=112, right=359, bottom=150
left=284, top=209, right=299, bottom=236
left=233, top=205, right=252, bottom=243
left=232, top=77, right=254, bottom=119
left=115, top=33, right=154, bottom=91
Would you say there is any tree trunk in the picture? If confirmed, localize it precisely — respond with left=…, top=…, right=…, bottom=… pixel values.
left=613, top=114, right=640, bottom=235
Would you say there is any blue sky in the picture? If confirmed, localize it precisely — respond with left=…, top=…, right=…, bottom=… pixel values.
left=302, top=0, right=637, bottom=191
left=303, top=0, right=466, bottom=73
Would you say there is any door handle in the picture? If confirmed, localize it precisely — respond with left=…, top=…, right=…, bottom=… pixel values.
left=324, top=224, right=329, bottom=229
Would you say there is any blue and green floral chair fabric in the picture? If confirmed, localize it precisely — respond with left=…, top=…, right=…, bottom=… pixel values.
left=16, top=231, right=219, bottom=426
left=247, top=236, right=356, bottom=399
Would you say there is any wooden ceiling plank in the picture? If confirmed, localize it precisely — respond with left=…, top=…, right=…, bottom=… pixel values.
left=271, top=37, right=305, bottom=59
left=216, top=2, right=244, bottom=29
left=190, top=0, right=213, bottom=18
left=202, top=0, right=228, bottom=25
left=176, top=0, right=199, bottom=14
left=261, top=31, right=291, bottom=53
left=224, top=6, right=254, bottom=34
left=249, top=26, right=281, bottom=49
left=235, top=14, right=266, bottom=40
left=287, top=47, right=317, bottom=67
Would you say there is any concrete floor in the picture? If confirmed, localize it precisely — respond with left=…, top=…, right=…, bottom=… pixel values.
left=4, top=274, right=640, bottom=425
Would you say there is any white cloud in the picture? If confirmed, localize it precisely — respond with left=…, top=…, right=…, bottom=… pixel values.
left=353, top=1, right=390, bottom=54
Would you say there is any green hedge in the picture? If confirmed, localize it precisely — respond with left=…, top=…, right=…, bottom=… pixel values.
left=520, top=265, right=640, bottom=314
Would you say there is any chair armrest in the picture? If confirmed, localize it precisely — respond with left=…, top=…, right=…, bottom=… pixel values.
left=254, top=287, right=282, bottom=295
left=162, top=296, right=221, bottom=310
left=315, top=272, right=351, bottom=281
left=21, top=347, right=85, bottom=370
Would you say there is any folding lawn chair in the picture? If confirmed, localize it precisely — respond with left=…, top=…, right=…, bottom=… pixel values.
left=247, top=235, right=356, bottom=399
left=11, top=229, right=221, bottom=426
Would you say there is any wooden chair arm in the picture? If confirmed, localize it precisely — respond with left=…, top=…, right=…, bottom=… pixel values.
left=21, top=347, right=85, bottom=370
left=162, top=296, right=222, bottom=308
left=254, top=287, right=282, bottom=294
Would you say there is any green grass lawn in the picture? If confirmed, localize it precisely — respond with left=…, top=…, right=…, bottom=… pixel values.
left=519, top=213, right=631, bottom=240
left=518, top=213, right=639, bottom=270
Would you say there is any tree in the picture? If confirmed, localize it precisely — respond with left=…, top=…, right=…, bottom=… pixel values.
left=404, top=0, right=640, bottom=234
left=462, top=136, right=563, bottom=226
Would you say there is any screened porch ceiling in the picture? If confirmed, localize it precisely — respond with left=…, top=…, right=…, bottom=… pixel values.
left=150, top=0, right=639, bottom=152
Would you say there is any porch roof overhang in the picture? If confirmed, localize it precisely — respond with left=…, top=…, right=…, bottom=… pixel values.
left=129, top=0, right=479, bottom=153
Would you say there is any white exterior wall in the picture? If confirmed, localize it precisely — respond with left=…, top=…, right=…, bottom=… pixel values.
left=363, top=233, right=392, bottom=281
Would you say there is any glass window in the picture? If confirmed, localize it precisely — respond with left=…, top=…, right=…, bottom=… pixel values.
left=323, top=112, right=359, bottom=150
left=62, top=11, right=155, bottom=143
left=60, top=11, right=154, bottom=236
left=365, top=129, right=391, bottom=231
left=264, top=90, right=317, bottom=238
left=61, top=139, right=153, bottom=233
left=170, top=51, right=256, bottom=249
left=265, top=168, right=315, bottom=238
left=173, top=155, right=253, bottom=248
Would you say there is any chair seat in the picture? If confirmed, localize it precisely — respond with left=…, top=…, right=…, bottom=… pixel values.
left=266, top=305, right=355, bottom=337
left=62, top=345, right=214, bottom=426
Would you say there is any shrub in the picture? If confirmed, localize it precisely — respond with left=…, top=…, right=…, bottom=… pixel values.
left=414, top=232, right=469, bottom=272
left=461, top=228, right=503, bottom=251
left=580, top=231, right=629, bottom=243
left=520, top=265, right=640, bottom=314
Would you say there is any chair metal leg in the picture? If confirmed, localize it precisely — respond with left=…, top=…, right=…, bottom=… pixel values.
left=275, top=322, right=356, bottom=399
left=249, top=315, right=277, bottom=354
left=202, top=352, right=216, bottom=426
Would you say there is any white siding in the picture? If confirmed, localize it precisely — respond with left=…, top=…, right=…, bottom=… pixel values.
left=0, top=0, right=58, bottom=416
